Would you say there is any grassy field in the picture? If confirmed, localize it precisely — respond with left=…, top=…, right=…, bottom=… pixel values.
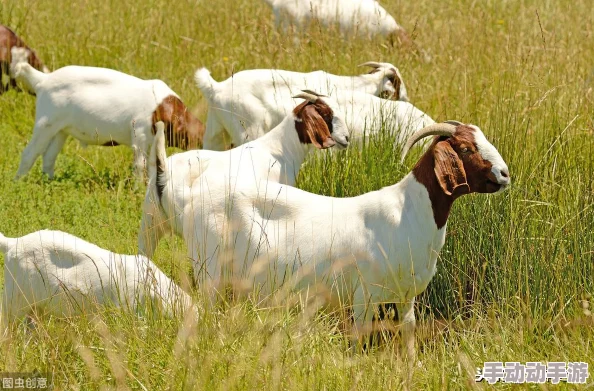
left=1, top=0, right=593, bottom=389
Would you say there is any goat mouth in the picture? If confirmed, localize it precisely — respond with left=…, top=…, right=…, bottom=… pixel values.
left=334, top=140, right=349, bottom=149
left=486, top=179, right=505, bottom=192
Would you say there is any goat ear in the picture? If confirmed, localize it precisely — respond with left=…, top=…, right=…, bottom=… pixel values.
left=320, top=137, right=336, bottom=149
left=433, top=141, right=469, bottom=197
left=390, top=72, right=402, bottom=101
left=295, top=104, right=335, bottom=149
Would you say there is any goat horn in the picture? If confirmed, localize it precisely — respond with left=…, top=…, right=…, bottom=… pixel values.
left=400, top=122, right=458, bottom=163
left=301, top=89, right=327, bottom=97
left=292, top=90, right=322, bottom=103
left=358, top=61, right=382, bottom=69
left=384, top=67, right=397, bottom=76
left=444, top=120, right=464, bottom=126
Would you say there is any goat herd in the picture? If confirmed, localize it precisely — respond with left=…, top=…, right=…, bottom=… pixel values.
left=0, top=9, right=510, bottom=362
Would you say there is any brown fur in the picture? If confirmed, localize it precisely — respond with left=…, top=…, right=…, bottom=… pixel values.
left=292, top=99, right=336, bottom=149
left=369, top=67, right=401, bottom=100
left=388, top=69, right=402, bottom=100
left=412, top=125, right=502, bottom=229
left=433, top=142, right=470, bottom=197
left=151, top=95, right=205, bottom=150
left=0, top=25, right=47, bottom=93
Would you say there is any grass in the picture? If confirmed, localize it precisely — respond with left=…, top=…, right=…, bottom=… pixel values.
left=1, top=0, right=593, bottom=389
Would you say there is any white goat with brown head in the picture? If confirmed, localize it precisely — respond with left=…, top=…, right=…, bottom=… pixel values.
left=0, top=25, right=49, bottom=93
left=147, top=120, right=510, bottom=361
left=195, top=62, right=406, bottom=150
left=10, top=52, right=204, bottom=181
left=138, top=94, right=350, bottom=258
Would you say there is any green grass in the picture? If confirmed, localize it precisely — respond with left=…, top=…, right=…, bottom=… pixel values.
left=1, top=0, right=593, bottom=389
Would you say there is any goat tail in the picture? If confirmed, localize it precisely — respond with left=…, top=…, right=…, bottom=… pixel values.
left=10, top=47, right=46, bottom=92
left=148, top=122, right=170, bottom=203
left=0, top=232, right=15, bottom=254
left=194, top=67, right=217, bottom=101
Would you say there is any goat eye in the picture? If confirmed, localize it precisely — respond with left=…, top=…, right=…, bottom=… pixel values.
left=461, top=147, right=469, bottom=153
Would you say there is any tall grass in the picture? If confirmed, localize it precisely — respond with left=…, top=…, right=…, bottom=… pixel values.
left=0, top=0, right=592, bottom=389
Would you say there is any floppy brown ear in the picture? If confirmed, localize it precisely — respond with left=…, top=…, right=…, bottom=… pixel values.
left=294, top=104, right=335, bottom=149
left=433, top=141, right=469, bottom=197
left=388, top=70, right=402, bottom=101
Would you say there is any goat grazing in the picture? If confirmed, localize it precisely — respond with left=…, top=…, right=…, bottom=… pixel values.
left=0, top=229, right=196, bottom=324
left=0, top=25, right=49, bottom=93
left=263, top=0, right=412, bottom=46
left=148, top=120, right=510, bottom=360
left=10, top=53, right=204, bottom=180
left=138, top=93, right=350, bottom=257
left=195, top=62, right=407, bottom=150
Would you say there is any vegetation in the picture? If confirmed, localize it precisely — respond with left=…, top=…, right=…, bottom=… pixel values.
left=0, top=0, right=592, bottom=389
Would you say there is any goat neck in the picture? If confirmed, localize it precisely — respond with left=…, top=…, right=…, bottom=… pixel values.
left=254, top=116, right=310, bottom=172
left=410, top=148, right=454, bottom=229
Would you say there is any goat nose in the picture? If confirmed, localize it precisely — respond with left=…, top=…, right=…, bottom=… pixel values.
left=501, top=169, right=509, bottom=178
left=345, top=136, right=350, bottom=143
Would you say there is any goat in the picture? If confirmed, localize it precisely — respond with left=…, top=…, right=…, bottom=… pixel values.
left=138, top=92, right=350, bottom=258
left=0, top=229, right=197, bottom=324
left=0, top=25, right=49, bottom=93
left=195, top=62, right=407, bottom=150
left=10, top=52, right=204, bottom=180
left=148, top=120, right=510, bottom=360
left=263, top=0, right=412, bottom=46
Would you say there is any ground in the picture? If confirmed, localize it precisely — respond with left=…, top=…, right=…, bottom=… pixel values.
left=0, top=0, right=592, bottom=389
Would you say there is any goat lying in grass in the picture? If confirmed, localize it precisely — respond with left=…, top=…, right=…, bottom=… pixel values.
left=148, top=120, right=510, bottom=360
left=10, top=49, right=204, bottom=180
left=195, top=62, right=406, bottom=150
left=138, top=93, right=350, bottom=257
left=1, top=229, right=196, bottom=324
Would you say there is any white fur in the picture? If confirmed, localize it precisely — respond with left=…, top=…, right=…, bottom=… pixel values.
left=7, top=47, right=46, bottom=93
left=335, top=93, right=434, bottom=147
left=0, top=230, right=196, bottom=324
left=9, top=47, right=30, bottom=72
left=138, top=99, right=350, bottom=257
left=149, top=122, right=509, bottom=359
left=264, top=0, right=403, bottom=38
left=470, top=125, right=510, bottom=187
left=10, top=54, right=185, bottom=180
left=195, top=64, right=408, bottom=150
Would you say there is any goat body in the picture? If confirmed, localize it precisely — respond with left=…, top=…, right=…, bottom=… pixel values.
left=150, top=121, right=510, bottom=359
left=0, top=230, right=195, bottom=323
left=10, top=56, right=204, bottom=180
left=138, top=97, right=350, bottom=258
left=264, top=0, right=406, bottom=40
left=195, top=63, right=407, bottom=150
